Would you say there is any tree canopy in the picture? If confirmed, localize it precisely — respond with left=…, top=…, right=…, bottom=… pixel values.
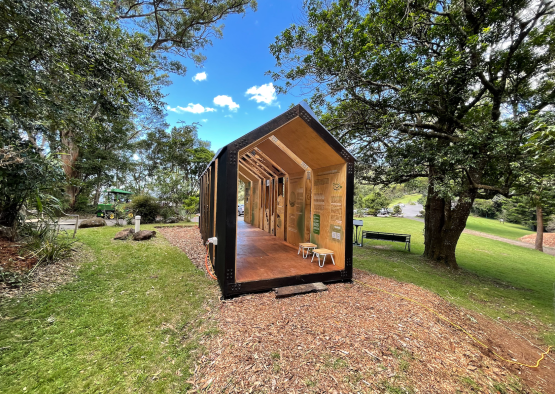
left=1, top=0, right=236, bottom=219
left=111, top=0, right=257, bottom=74
left=270, top=0, right=555, bottom=267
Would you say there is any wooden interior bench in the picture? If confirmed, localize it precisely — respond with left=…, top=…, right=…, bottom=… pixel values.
left=361, top=231, right=411, bottom=252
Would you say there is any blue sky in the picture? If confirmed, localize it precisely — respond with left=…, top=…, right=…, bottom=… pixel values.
left=162, top=0, right=306, bottom=152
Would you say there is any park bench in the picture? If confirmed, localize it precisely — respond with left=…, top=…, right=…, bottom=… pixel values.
left=361, top=231, right=411, bottom=252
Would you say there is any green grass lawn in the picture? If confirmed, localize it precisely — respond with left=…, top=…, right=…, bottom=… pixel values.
left=0, top=223, right=217, bottom=393
left=465, top=216, right=535, bottom=240
left=354, top=217, right=555, bottom=345
left=388, top=193, right=422, bottom=207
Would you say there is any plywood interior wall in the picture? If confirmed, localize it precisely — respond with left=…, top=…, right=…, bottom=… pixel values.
left=239, top=164, right=260, bottom=228
left=309, top=163, right=347, bottom=270
left=276, top=177, right=287, bottom=241
left=286, top=172, right=306, bottom=247
left=235, top=114, right=349, bottom=272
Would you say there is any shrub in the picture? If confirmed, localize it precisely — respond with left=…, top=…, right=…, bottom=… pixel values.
left=0, top=266, right=26, bottom=288
left=392, top=204, right=402, bottom=216
left=23, top=222, right=75, bottom=265
left=160, top=206, right=176, bottom=221
left=362, top=192, right=390, bottom=216
left=130, top=195, right=160, bottom=224
left=182, top=196, right=199, bottom=221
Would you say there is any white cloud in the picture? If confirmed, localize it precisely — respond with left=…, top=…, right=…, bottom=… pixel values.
left=213, top=95, right=239, bottom=112
left=201, top=119, right=208, bottom=122
left=192, top=72, right=207, bottom=82
left=257, top=106, right=265, bottom=110
left=245, top=83, right=277, bottom=106
left=167, top=103, right=216, bottom=114
left=224, top=114, right=233, bottom=118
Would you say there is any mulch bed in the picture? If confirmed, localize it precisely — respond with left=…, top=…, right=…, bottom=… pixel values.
left=159, top=228, right=555, bottom=393
left=0, top=238, right=38, bottom=273
left=1, top=238, right=83, bottom=299
left=519, top=233, right=555, bottom=248
left=157, top=226, right=211, bottom=276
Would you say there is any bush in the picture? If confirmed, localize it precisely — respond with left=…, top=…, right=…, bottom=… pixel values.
left=392, top=204, right=403, bottom=216
left=160, top=206, right=177, bottom=221
left=72, top=193, right=96, bottom=214
left=182, top=196, right=199, bottom=221
left=130, top=195, right=160, bottom=224
left=22, top=222, right=75, bottom=265
left=471, top=199, right=497, bottom=218
left=547, top=218, right=555, bottom=233
left=362, top=192, right=390, bottom=216
left=0, top=266, right=26, bottom=288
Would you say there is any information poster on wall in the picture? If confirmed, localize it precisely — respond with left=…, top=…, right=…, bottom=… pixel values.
left=313, top=214, right=320, bottom=234
left=330, top=224, right=343, bottom=242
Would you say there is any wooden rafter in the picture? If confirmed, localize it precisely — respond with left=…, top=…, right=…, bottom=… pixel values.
left=239, top=163, right=262, bottom=181
left=254, top=147, right=287, bottom=175
left=241, top=154, right=274, bottom=179
left=240, top=158, right=266, bottom=179
left=244, top=152, right=281, bottom=178
left=268, top=136, right=311, bottom=172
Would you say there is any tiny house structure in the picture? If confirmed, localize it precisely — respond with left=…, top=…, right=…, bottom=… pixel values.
left=199, top=102, right=355, bottom=297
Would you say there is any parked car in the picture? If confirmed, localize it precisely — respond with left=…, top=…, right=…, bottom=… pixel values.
left=238, top=204, right=244, bottom=216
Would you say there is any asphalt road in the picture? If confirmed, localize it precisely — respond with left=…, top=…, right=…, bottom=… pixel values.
left=57, top=218, right=119, bottom=231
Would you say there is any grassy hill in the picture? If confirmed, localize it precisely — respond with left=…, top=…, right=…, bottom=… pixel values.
left=353, top=216, right=555, bottom=345
left=465, top=216, right=534, bottom=240
left=388, top=193, right=422, bottom=207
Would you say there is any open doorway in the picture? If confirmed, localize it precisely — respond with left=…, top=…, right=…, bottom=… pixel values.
left=199, top=103, right=355, bottom=297
left=235, top=120, right=347, bottom=283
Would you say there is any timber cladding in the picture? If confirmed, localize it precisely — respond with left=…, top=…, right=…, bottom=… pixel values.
left=199, top=102, right=355, bottom=298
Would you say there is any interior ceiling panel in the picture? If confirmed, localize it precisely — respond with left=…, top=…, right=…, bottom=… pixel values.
left=270, top=117, right=345, bottom=169
left=255, top=139, right=304, bottom=174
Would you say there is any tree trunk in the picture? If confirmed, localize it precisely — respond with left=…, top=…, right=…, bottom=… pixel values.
left=93, top=181, right=102, bottom=206
left=60, top=129, right=80, bottom=209
left=423, top=185, right=476, bottom=270
left=535, top=203, right=544, bottom=252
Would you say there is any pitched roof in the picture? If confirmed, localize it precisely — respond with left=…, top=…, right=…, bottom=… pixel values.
left=202, top=101, right=354, bottom=176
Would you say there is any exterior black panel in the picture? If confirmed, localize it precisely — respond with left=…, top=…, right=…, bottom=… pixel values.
left=345, top=162, right=355, bottom=277
left=224, top=270, right=349, bottom=297
left=222, top=143, right=238, bottom=298
left=215, top=148, right=228, bottom=291
left=209, top=164, right=215, bottom=265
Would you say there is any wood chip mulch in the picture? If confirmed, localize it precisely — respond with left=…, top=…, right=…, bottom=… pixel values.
left=519, top=233, right=555, bottom=248
left=157, top=226, right=211, bottom=276
left=1, top=239, right=85, bottom=300
left=159, top=228, right=554, bottom=393
left=0, top=238, right=38, bottom=273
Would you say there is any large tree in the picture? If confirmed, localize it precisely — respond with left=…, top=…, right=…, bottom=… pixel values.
left=126, top=125, right=213, bottom=200
left=516, top=114, right=555, bottom=251
left=1, top=0, right=165, bottom=209
left=270, top=0, right=555, bottom=268
left=111, top=0, right=257, bottom=74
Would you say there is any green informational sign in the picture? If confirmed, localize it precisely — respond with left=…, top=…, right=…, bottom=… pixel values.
left=313, top=214, right=320, bottom=234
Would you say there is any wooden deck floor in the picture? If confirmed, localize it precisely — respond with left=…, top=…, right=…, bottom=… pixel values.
left=236, top=220, right=341, bottom=283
